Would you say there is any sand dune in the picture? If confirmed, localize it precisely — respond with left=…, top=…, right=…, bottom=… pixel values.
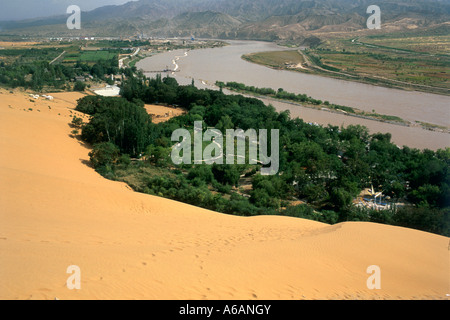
left=0, top=88, right=448, bottom=300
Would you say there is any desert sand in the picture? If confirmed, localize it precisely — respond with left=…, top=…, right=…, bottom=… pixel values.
left=0, top=88, right=448, bottom=300
left=144, top=104, right=185, bottom=124
left=0, top=41, right=40, bottom=48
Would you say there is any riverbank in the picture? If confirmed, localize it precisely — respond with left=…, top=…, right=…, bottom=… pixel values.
left=218, top=81, right=449, bottom=134
left=244, top=49, right=450, bottom=97
left=242, top=34, right=450, bottom=97
left=136, top=40, right=449, bottom=150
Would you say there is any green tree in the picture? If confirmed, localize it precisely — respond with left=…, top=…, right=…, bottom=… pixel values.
left=70, top=115, right=84, bottom=129
left=212, top=164, right=240, bottom=186
left=409, top=184, right=441, bottom=207
left=250, top=188, right=280, bottom=209
left=89, top=142, right=120, bottom=169
left=146, top=144, right=170, bottom=166
left=215, top=115, right=234, bottom=132
left=329, top=187, right=353, bottom=212
left=188, top=165, right=214, bottom=184
left=283, top=204, right=317, bottom=219
left=74, top=81, right=86, bottom=92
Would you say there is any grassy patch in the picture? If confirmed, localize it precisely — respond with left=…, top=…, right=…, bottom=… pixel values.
left=243, top=34, right=450, bottom=95
left=243, top=50, right=304, bottom=69
left=114, top=163, right=176, bottom=192
left=78, top=51, right=117, bottom=62
left=314, top=36, right=450, bottom=92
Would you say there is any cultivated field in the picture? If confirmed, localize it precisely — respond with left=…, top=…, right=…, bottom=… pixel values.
left=244, top=34, right=450, bottom=95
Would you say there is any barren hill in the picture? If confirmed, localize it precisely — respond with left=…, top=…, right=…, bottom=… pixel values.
left=1, top=0, right=449, bottom=40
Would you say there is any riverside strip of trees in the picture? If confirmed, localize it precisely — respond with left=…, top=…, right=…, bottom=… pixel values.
left=74, top=73, right=449, bottom=236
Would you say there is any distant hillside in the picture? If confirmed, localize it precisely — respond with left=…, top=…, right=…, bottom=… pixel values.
left=1, top=0, right=449, bottom=40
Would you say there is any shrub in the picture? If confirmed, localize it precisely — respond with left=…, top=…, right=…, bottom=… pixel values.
left=89, top=142, right=120, bottom=169
left=283, top=204, right=318, bottom=219
left=74, top=81, right=86, bottom=92
left=118, top=154, right=131, bottom=166
left=70, top=115, right=83, bottom=129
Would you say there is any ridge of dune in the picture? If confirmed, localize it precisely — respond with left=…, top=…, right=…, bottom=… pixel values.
left=0, top=88, right=448, bottom=300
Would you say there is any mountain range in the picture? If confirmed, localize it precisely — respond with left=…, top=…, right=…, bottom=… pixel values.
left=1, top=0, right=449, bottom=41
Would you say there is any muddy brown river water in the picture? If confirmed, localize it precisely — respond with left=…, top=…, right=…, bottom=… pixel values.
left=137, top=40, right=449, bottom=150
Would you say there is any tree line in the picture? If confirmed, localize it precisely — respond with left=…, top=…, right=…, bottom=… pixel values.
left=0, top=49, right=119, bottom=91
left=74, top=72, right=449, bottom=236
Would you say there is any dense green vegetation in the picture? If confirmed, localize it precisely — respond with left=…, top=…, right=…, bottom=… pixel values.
left=68, top=50, right=119, bottom=62
left=218, top=81, right=405, bottom=123
left=74, top=72, right=449, bottom=236
left=0, top=47, right=63, bottom=63
left=0, top=47, right=119, bottom=91
left=304, top=51, right=341, bottom=72
left=0, top=60, right=71, bottom=90
left=218, top=80, right=325, bottom=105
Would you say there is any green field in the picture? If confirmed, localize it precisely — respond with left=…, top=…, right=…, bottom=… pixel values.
left=63, top=50, right=118, bottom=63
left=0, top=47, right=64, bottom=65
left=242, top=50, right=304, bottom=69
left=243, top=34, right=450, bottom=95
left=80, top=51, right=117, bottom=61
left=361, top=34, right=450, bottom=56
left=316, top=36, right=450, bottom=90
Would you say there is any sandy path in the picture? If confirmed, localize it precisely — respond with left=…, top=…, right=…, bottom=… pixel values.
left=144, top=104, right=185, bottom=123
left=0, top=89, right=448, bottom=300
